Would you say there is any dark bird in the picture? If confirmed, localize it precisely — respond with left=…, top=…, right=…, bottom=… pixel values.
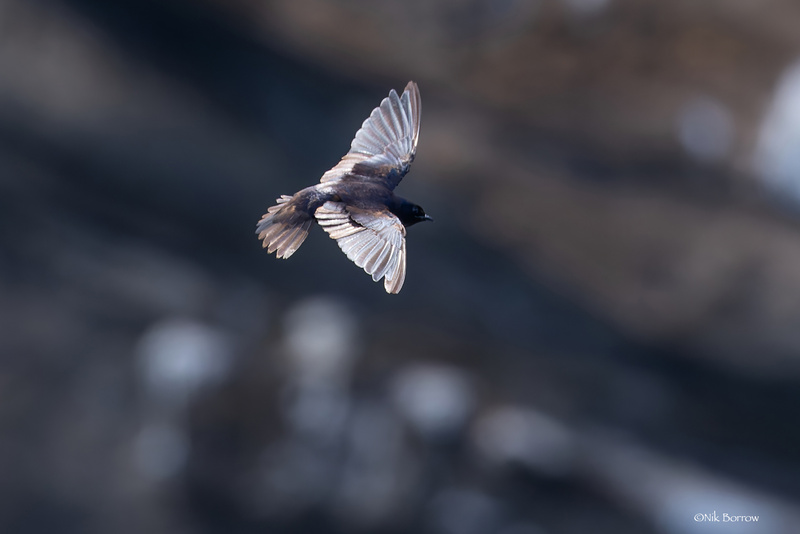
left=256, top=81, right=431, bottom=293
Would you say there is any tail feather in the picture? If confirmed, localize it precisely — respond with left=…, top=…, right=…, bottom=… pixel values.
left=267, top=195, right=293, bottom=214
left=256, top=196, right=313, bottom=259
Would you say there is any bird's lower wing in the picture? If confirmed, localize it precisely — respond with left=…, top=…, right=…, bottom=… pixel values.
left=314, top=201, right=407, bottom=294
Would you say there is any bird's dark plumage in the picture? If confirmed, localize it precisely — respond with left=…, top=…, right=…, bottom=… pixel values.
left=256, top=82, right=430, bottom=294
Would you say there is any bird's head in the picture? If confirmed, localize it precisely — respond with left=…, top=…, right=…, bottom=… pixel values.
left=398, top=203, right=433, bottom=227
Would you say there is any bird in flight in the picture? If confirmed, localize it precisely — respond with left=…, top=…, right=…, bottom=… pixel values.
left=256, top=81, right=431, bottom=294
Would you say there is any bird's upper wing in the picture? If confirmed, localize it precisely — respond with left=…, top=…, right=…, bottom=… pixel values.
left=315, top=201, right=407, bottom=294
left=320, top=81, right=421, bottom=190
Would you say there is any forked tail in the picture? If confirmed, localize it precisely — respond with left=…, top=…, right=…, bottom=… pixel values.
left=255, top=195, right=313, bottom=259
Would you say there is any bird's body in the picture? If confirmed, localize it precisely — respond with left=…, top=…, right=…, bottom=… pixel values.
left=256, top=82, right=430, bottom=293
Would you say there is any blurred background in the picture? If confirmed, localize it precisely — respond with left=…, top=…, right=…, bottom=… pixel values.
left=2, top=0, right=800, bottom=532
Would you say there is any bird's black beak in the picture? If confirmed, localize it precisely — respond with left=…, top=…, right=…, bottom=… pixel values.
left=423, top=215, right=434, bottom=222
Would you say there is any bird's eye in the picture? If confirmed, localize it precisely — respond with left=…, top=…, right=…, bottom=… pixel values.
left=413, top=206, right=421, bottom=216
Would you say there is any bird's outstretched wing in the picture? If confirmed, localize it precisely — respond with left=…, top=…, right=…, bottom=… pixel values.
left=320, top=81, right=421, bottom=190
left=315, top=201, right=407, bottom=294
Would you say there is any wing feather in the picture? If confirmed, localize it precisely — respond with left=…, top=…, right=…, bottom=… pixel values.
left=355, top=237, right=383, bottom=268
left=370, top=242, right=393, bottom=281
left=320, top=82, right=421, bottom=189
left=315, top=201, right=408, bottom=293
